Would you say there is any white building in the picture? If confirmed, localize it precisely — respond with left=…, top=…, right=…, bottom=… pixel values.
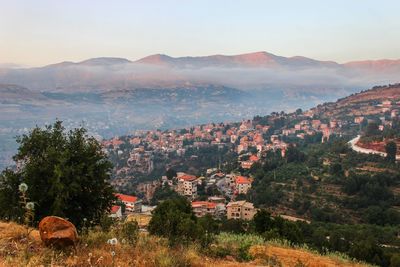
left=177, top=174, right=198, bottom=198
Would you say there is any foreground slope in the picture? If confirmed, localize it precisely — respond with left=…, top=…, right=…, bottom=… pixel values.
left=0, top=221, right=369, bottom=267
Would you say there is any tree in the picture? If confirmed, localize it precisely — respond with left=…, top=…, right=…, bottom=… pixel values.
left=150, top=184, right=180, bottom=205
left=253, top=209, right=273, bottom=234
left=165, top=168, right=177, bottom=180
left=148, top=196, right=202, bottom=245
left=286, top=145, right=306, bottom=163
left=385, top=141, right=397, bottom=163
left=0, top=121, right=115, bottom=228
left=365, top=122, right=380, bottom=137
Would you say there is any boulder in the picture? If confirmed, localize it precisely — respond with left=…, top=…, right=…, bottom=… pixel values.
left=38, top=216, right=78, bottom=248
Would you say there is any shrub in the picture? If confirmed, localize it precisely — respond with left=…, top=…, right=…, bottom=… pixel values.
left=81, top=228, right=113, bottom=247
left=118, top=221, right=139, bottom=245
left=212, top=233, right=265, bottom=261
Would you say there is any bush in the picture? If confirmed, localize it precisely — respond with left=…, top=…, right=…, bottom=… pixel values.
left=212, top=233, right=265, bottom=261
left=80, top=228, right=113, bottom=247
left=118, top=221, right=139, bottom=245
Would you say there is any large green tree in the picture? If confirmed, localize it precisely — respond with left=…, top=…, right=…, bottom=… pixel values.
left=0, top=121, right=115, bottom=228
left=385, top=141, right=397, bottom=163
left=148, top=196, right=202, bottom=245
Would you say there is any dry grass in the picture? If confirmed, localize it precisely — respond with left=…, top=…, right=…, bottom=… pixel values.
left=249, top=245, right=369, bottom=267
left=0, top=221, right=371, bottom=267
left=126, top=214, right=152, bottom=228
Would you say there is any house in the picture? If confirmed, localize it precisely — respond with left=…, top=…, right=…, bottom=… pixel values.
left=115, top=193, right=142, bottom=213
left=208, top=196, right=226, bottom=203
left=235, top=176, right=252, bottom=195
left=191, top=201, right=218, bottom=217
left=177, top=174, right=198, bottom=198
left=270, top=135, right=279, bottom=142
left=311, top=120, right=321, bottom=129
left=110, top=205, right=123, bottom=218
left=354, top=117, right=364, bottom=124
left=226, top=201, right=256, bottom=220
left=226, top=174, right=236, bottom=187
left=237, top=144, right=248, bottom=153
left=249, top=155, right=259, bottom=162
left=241, top=161, right=254, bottom=169
left=330, top=120, right=338, bottom=128
left=382, top=100, right=392, bottom=108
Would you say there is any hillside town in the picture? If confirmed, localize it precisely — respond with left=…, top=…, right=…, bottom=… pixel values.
left=105, top=96, right=400, bottom=222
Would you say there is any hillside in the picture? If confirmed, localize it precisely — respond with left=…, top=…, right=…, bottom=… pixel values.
left=313, top=84, right=400, bottom=118
left=0, top=221, right=370, bottom=267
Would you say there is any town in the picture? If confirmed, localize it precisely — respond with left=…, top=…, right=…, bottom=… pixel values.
left=104, top=94, right=400, bottom=222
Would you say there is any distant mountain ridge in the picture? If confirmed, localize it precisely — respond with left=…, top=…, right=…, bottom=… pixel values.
left=135, top=51, right=341, bottom=68
left=2, top=51, right=399, bottom=70
left=0, top=51, right=398, bottom=94
left=23, top=51, right=399, bottom=69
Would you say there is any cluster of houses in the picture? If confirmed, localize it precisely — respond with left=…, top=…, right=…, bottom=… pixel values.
left=163, top=171, right=257, bottom=220
left=106, top=98, right=400, bottom=223
left=103, top=112, right=352, bottom=186
left=191, top=199, right=257, bottom=220
left=110, top=190, right=257, bottom=221
left=110, top=193, right=143, bottom=219
left=353, top=99, right=400, bottom=131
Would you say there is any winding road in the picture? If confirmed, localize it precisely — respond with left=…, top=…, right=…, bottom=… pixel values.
left=348, top=135, right=400, bottom=160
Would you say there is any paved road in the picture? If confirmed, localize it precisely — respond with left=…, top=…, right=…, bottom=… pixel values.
left=348, top=135, right=400, bottom=160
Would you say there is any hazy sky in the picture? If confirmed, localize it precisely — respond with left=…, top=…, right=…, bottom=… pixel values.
left=1, top=0, right=399, bottom=66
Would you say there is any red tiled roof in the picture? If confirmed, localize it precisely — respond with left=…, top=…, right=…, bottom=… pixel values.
left=249, top=155, right=259, bottom=162
left=192, top=201, right=217, bottom=209
left=236, top=176, right=251, bottom=184
left=115, top=193, right=137, bottom=203
left=111, top=205, right=121, bottom=213
left=180, top=174, right=197, bottom=181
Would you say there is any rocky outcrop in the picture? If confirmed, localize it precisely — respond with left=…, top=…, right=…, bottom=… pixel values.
left=38, top=216, right=78, bottom=248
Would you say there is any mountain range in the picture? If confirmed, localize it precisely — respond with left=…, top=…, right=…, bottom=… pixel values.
left=0, top=51, right=399, bottom=92
left=0, top=51, right=399, bottom=169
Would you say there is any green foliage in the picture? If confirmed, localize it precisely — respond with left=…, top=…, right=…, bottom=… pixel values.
left=148, top=196, right=202, bottom=245
left=349, top=237, right=384, bottom=266
left=253, top=209, right=274, bottom=233
left=150, top=184, right=180, bottom=205
left=212, top=232, right=264, bottom=261
left=363, top=206, right=400, bottom=226
left=117, top=221, right=139, bottom=245
left=286, top=145, right=306, bottom=163
left=0, top=121, right=116, bottom=228
left=99, top=214, right=116, bottom=232
left=0, top=169, right=24, bottom=220
left=253, top=210, right=304, bottom=244
left=165, top=168, right=177, bottom=180
left=385, top=141, right=397, bottom=163
left=365, top=122, right=381, bottom=138
left=390, top=254, right=400, bottom=267
left=219, top=218, right=248, bottom=234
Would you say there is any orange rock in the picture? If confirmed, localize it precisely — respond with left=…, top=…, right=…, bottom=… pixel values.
left=38, top=216, right=78, bottom=248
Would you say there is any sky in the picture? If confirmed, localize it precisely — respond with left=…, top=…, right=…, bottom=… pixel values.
left=1, top=0, right=400, bottom=67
